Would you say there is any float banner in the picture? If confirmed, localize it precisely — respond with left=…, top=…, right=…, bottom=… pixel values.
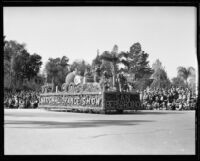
left=104, top=92, right=140, bottom=110
left=40, top=93, right=103, bottom=107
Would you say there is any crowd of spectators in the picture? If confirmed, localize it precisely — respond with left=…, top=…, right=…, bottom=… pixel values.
left=4, top=86, right=197, bottom=111
left=137, top=87, right=197, bottom=110
left=4, top=90, right=40, bottom=109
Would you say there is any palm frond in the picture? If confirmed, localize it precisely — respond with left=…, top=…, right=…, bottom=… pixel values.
left=188, top=66, right=195, bottom=76
left=177, top=66, right=188, bottom=79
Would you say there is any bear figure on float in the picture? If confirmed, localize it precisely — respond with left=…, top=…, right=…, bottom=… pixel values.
left=62, top=68, right=82, bottom=92
left=61, top=67, right=101, bottom=92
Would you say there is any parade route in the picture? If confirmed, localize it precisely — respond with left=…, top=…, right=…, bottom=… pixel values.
left=4, top=109, right=195, bottom=155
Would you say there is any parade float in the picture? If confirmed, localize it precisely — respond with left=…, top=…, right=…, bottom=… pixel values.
left=39, top=66, right=141, bottom=114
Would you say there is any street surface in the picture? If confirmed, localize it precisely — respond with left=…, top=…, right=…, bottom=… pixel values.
left=4, top=109, right=195, bottom=155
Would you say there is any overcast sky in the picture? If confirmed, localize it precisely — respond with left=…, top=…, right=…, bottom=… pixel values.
left=3, top=7, right=197, bottom=79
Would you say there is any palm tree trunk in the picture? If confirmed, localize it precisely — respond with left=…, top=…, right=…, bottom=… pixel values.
left=51, top=77, right=54, bottom=92
left=111, top=62, right=116, bottom=89
left=185, top=79, right=188, bottom=88
left=10, top=56, right=14, bottom=89
left=113, top=74, right=115, bottom=88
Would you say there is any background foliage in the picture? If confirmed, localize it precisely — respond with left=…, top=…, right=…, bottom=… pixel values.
left=4, top=38, right=43, bottom=91
left=4, top=37, right=197, bottom=93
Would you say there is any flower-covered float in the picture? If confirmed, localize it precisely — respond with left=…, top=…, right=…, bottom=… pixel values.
left=39, top=67, right=141, bottom=114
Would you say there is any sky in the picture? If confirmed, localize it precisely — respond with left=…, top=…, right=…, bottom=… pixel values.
left=3, top=7, right=197, bottom=80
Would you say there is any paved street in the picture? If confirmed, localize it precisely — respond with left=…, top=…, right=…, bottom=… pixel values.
left=4, top=109, right=195, bottom=155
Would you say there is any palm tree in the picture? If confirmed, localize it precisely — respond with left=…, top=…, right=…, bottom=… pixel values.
left=177, top=66, right=195, bottom=86
left=100, top=45, right=120, bottom=89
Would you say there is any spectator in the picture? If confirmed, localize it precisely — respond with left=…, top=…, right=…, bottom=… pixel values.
left=138, top=87, right=197, bottom=110
left=4, top=89, right=40, bottom=109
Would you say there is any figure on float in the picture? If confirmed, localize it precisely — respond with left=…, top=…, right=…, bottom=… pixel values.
left=62, top=68, right=78, bottom=92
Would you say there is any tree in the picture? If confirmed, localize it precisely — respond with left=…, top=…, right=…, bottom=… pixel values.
left=70, top=60, right=90, bottom=76
left=92, top=50, right=102, bottom=69
left=4, top=39, right=42, bottom=90
left=4, top=37, right=42, bottom=88
left=13, top=49, right=30, bottom=81
left=150, top=59, right=171, bottom=89
left=118, top=51, right=130, bottom=72
left=4, top=40, right=26, bottom=61
left=45, top=57, right=60, bottom=90
left=60, top=56, right=69, bottom=67
left=134, top=78, right=154, bottom=90
left=26, top=53, right=42, bottom=80
left=118, top=42, right=153, bottom=81
left=150, top=68, right=171, bottom=89
left=4, top=40, right=27, bottom=89
left=60, top=56, right=70, bottom=83
left=171, top=77, right=187, bottom=88
left=12, top=51, right=42, bottom=82
left=91, top=49, right=114, bottom=79
left=152, top=59, right=162, bottom=71
left=188, top=76, right=196, bottom=94
left=100, top=45, right=120, bottom=88
left=177, top=66, right=195, bottom=86
left=45, top=56, right=70, bottom=91
left=111, top=44, right=119, bottom=55
left=173, top=66, right=196, bottom=92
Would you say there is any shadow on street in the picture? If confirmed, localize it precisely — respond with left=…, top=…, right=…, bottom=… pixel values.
left=5, top=119, right=154, bottom=129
